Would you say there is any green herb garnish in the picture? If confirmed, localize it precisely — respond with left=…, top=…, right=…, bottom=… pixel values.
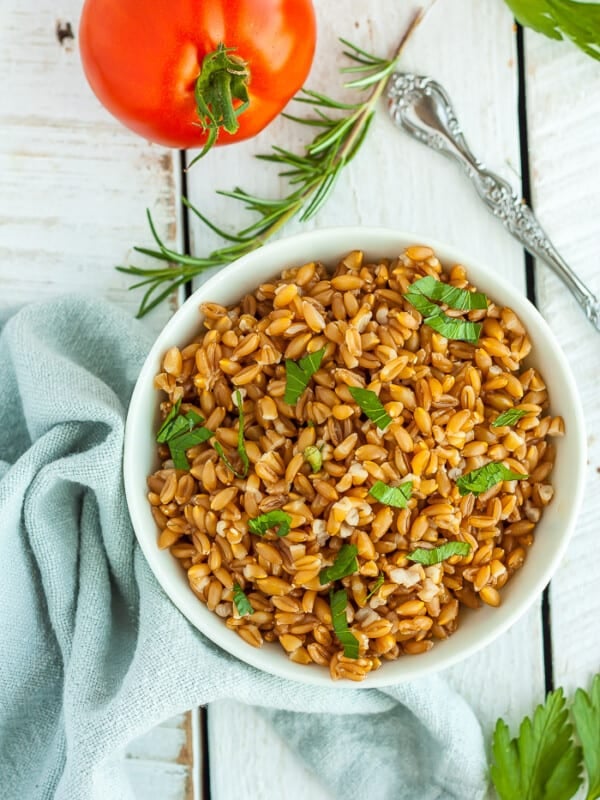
left=117, top=17, right=424, bottom=318
left=232, top=583, right=254, bottom=617
left=233, top=390, right=249, bottom=478
left=348, top=386, right=392, bottom=431
left=407, top=541, right=471, bottom=565
left=456, top=463, right=529, bottom=496
left=157, top=393, right=249, bottom=475
left=167, top=427, right=214, bottom=451
left=284, top=347, right=327, bottom=405
left=365, top=574, right=384, bottom=601
left=504, top=0, right=600, bottom=62
left=319, top=544, right=359, bottom=585
left=573, top=675, right=600, bottom=800
left=156, top=399, right=183, bottom=442
left=248, top=510, right=292, bottom=538
left=330, top=589, right=360, bottom=659
left=171, top=448, right=191, bottom=471
left=492, top=408, right=529, bottom=428
left=199, top=390, right=249, bottom=478
left=157, top=401, right=206, bottom=445
left=408, top=276, right=488, bottom=310
left=170, top=429, right=213, bottom=470
left=491, top=688, right=582, bottom=800
left=368, top=480, right=412, bottom=508
left=156, top=401, right=214, bottom=470
left=404, top=275, right=488, bottom=344
left=303, top=445, right=323, bottom=473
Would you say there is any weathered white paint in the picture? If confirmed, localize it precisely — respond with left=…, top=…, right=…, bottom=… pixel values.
left=0, top=0, right=179, bottom=333
left=524, top=26, right=600, bottom=718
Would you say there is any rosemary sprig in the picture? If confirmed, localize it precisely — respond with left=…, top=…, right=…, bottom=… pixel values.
left=117, top=11, right=423, bottom=318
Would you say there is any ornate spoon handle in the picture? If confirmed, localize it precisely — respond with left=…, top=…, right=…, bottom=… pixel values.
left=387, top=72, right=600, bottom=331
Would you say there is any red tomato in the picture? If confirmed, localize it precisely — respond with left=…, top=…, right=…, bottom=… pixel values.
left=79, top=0, right=316, bottom=150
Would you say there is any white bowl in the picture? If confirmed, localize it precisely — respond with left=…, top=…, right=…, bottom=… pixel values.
left=124, top=227, right=586, bottom=687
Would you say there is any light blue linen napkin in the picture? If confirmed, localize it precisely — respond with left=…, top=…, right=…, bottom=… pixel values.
left=0, top=296, right=488, bottom=800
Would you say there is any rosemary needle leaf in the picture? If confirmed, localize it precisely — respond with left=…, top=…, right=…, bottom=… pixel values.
left=138, top=277, right=189, bottom=318
left=294, top=88, right=360, bottom=110
left=280, top=113, right=333, bottom=127
left=129, top=248, right=175, bottom=264
left=345, top=112, right=375, bottom=163
left=308, top=116, right=358, bottom=155
left=182, top=197, right=247, bottom=243
left=301, top=166, right=343, bottom=221
left=344, top=63, right=396, bottom=89
left=339, top=37, right=387, bottom=61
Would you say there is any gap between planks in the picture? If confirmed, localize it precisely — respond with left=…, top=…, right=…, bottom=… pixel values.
left=177, top=146, right=211, bottom=800
left=515, top=23, right=555, bottom=695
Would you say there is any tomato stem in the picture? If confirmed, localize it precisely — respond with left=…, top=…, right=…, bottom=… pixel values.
left=194, top=43, right=250, bottom=159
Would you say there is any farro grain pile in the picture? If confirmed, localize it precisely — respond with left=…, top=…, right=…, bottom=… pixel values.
left=147, top=246, right=563, bottom=681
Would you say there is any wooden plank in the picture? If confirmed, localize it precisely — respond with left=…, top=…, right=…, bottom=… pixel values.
left=524, top=28, right=600, bottom=706
left=0, top=3, right=198, bottom=798
left=208, top=701, right=332, bottom=800
left=0, top=1, right=180, bottom=334
left=182, top=3, right=546, bottom=796
left=120, top=714, right=194, bottom=800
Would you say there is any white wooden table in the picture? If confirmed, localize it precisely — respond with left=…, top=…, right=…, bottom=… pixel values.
left=2, top=2, right=599, bottom=798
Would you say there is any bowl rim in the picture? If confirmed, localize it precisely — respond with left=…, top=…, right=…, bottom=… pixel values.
left=124, top=225, right=586, bottom=687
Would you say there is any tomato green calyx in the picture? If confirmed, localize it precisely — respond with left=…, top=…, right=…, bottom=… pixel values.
left=193, top=43, right=250, bottom=160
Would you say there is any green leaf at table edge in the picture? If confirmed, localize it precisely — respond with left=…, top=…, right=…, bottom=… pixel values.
left=491, top=687, right=583, bottom=800
left=572, top=674, right=600, bottom=800
left=503, top=0, right=600, bottom=62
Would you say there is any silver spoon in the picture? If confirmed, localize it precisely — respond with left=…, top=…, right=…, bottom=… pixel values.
left=387, top=72, right=600, bottom=332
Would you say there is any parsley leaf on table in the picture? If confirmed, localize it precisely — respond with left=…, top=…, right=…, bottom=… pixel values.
left=573, top=674, right=600, bottom=800
left=505, top=0, right=600, bottom=61
left=491, top=688, right=583, bottom=800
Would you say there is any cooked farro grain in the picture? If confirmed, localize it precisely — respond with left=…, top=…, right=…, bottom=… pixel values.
left=148, top=247, right=562, bottom=681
